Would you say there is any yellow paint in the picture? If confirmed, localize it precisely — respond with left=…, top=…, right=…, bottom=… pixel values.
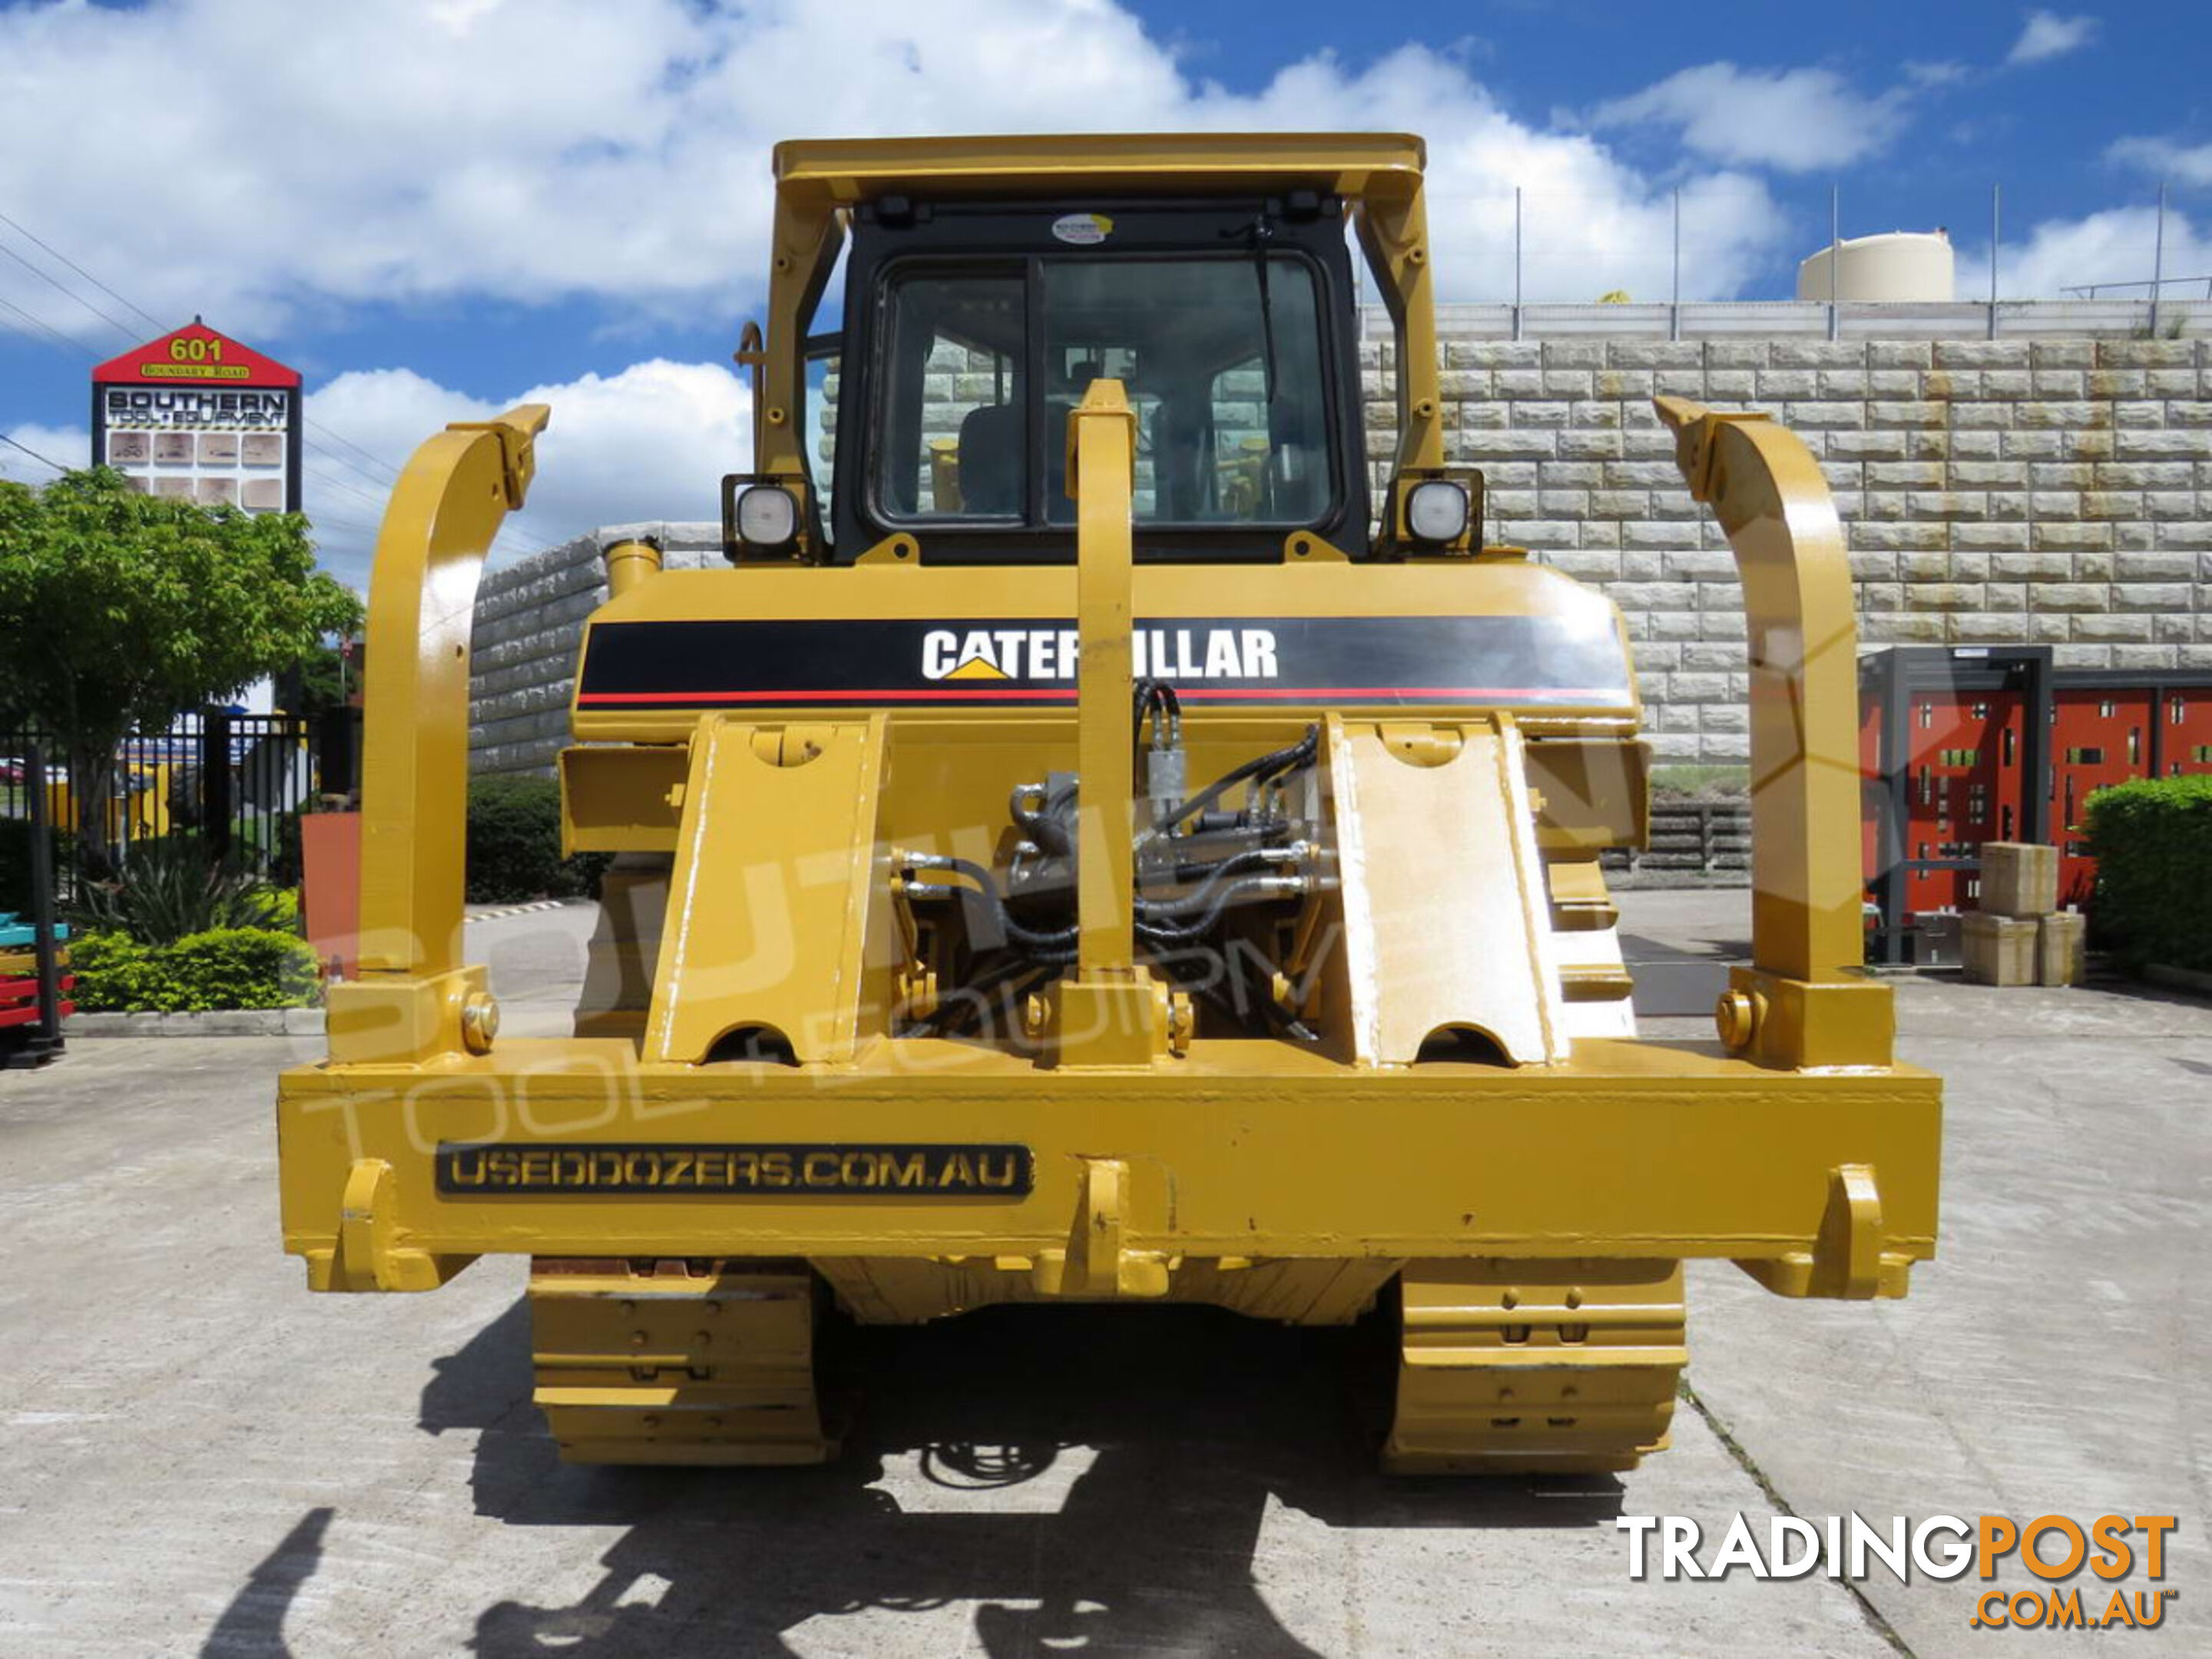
left=1655, top=397, right=1890, bottom=1068
left=346, top=404, right=547, bottom=983
left=641, top=714, right=892, bottom=1065
left=1041, top=379, right=1170, bottom=1068
left=276, top=134, right=1941, bottom=1477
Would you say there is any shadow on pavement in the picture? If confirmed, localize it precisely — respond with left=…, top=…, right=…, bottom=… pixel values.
left=389, top=1293, right=1626, bottom=1655
left=200, top=1506, right=332, bottom=1658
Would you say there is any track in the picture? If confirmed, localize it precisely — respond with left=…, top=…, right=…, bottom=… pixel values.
left=1384, top=1257, right=1687, bottom=1475
left=528, top=1257, right=836, bottom=1465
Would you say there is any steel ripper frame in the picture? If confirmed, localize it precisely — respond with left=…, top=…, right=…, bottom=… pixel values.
left=276, top=134, right=1938, bottom=1475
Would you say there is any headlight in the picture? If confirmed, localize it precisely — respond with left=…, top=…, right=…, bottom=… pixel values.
left=736, top=484, right=799, bottom=548
left=1405, top=478, right=1469, bottom=545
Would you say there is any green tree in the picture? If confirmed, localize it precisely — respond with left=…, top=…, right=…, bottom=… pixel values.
left=0, top=467, right=363, bottom=873
left=273, top=637, right=356, bottom=718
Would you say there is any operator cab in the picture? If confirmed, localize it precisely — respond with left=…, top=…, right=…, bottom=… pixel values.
left=832, top=192, right=1364, bottom=564
left=739, top=191, right=1383, bottom=565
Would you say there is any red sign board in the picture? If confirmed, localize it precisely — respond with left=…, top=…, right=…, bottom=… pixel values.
left=91, top=320, right=303, bottom=512
left=91, top=321, right=300, bottom=389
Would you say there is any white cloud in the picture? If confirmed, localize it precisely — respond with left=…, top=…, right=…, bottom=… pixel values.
left=1955, top=204, right=2206, bottom=300
left=0, top=1, right=1806, bottom=552
left=1587, top=63, right=1912, bottom=174
left=2005, top=10, right=2098, bottom=66
left=302, top=359, right=750, bottom=586
left=0, top=422, right=88, bottom=485
left=1903, top=60, right=1970, bottom=88
left=2108, top=136, right=2212, bottom=189
left=0, top=0, right=1786, bottom=334
left=1253, top=47, right=1785, bottom=304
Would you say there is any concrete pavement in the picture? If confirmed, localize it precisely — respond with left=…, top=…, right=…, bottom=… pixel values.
left=466, top=901, right=597, bottom=1039
left=0, top=896, right=2204, bottom=1656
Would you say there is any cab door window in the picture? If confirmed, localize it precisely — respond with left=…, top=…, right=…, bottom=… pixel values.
left=873, top=270, right=1025, bottom=521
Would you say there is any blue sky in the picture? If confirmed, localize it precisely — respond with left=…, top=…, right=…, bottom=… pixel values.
left=1, top=0, right=2204, bottom=581
left=1143, top=2, right=2199, bottom=227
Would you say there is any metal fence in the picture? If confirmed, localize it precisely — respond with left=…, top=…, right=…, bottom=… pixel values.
left=1412, top=177, right=2209, bottom=343
left=1, top=707, right=359, bottom=895
left=1375, top=297, right=2212, bottom=344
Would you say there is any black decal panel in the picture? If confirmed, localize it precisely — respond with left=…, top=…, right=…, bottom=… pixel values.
left=577, top=614, right=1632, bottom=710
left=435, top=1142, right=1036, bottom=1197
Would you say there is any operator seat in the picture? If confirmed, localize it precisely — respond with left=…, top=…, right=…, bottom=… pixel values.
left=957, top=404, right=1022, bottom=515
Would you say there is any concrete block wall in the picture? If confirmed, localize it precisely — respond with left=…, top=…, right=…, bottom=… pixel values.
left=465, top=314, right=2212, bottom=776
left=469, top=521, right=721, bottom=775
left=1363, top=334, right=2212, bottom=762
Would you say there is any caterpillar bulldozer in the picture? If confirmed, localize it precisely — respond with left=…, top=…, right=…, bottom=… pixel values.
left=276, top=134, right=1940, bottom=1475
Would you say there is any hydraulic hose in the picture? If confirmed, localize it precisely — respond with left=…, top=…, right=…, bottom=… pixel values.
left=1135, top=876, right=1306, bottom=944
left=904, top=854, right=1077, bottom=954
left=1163, top=724, right=1319, bottom=833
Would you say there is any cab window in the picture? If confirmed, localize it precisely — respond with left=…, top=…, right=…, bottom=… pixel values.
left=871, top=254, right=1334, bottom=530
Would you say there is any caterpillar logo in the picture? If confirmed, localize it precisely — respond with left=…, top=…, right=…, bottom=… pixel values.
left=922, top=626, right=1280, bottom=682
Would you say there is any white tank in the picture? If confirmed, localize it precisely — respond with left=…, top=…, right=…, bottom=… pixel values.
left=1796, top=230, right=1954, bottom=302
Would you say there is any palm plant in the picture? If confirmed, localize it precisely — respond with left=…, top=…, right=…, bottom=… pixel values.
left=70, top=836, right=288, bottom=946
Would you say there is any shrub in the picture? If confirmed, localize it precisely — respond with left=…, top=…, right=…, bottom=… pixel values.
left=71, top=926, right=320, bottom=1012
left=263, top=886, right=302, bottom=932
left=2085, top=774, right=2212, bottom=973
left=166, top=927, right=320, bottom=1010
left=68, top=834, right=287, bottom=945
left=68, top=932, right=171, bottom=1012
left=467, top=774, right=609, bottom=903
left=1649, top=764, right=1749, bottom=802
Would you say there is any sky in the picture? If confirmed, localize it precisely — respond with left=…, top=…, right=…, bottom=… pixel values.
left=1, top=0, right=2206, bottom=585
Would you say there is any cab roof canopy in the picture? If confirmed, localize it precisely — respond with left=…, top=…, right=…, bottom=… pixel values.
left=770, top=133, right=1427, bottom=208
left=754, top=132, right=1448, bottom=491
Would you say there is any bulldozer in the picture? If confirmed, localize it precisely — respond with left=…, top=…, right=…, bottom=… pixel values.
left=276, top=134, right=1940, bottom=1475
